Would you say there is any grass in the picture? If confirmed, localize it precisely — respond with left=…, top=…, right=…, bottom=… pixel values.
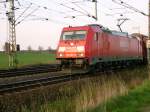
left=0, top=51, right=56, bottom=69
left=88, top=79, right=150, bottom=112
left=16, top=76, right=127, bottom=112
left=38, top=66, right=148, bottom=112
left=0, top=66, right=148, bottom=112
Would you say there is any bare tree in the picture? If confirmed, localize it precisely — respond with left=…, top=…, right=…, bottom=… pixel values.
left=47, top=46, right=52, bottom=52
left=4, top=42, right=10, bottom=53
left=27, top=45, right=32, bottom=51
left=38, top=46, right=43, bottom=52
left=3, top=44, right=5, bottom=52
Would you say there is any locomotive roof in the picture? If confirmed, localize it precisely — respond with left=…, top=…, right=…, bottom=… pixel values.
left=65, top=24, right=146, bottom=39
left=88, top=24, right=128, bottom=37
left=111, top=30, right=128, bottom=37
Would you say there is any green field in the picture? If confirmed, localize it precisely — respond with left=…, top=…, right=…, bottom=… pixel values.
left=0, top=51, right=56, bottom=69
left=88, top=80, right=150, bottom=112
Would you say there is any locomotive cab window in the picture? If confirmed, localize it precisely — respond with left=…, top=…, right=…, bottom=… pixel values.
left=94, top=32, right=98, bottom=41
left=61, top=31, right=86, bottom=40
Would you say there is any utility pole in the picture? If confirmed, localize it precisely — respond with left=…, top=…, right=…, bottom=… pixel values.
left=149, top=0, right=150, bottom=39
left=6, top=0, right=17, bottom=68
left=95, top=0, right=98, bottom=21
left=147, top=0, right=150, bottom=64
left=92, top=0, right=98, bottom=21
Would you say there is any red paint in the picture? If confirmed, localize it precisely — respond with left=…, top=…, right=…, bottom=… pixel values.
left=56, top=24, right=146, bottom=64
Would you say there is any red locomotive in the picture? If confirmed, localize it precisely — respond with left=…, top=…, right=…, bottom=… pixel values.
left=56, top=24, right=147, bottom=71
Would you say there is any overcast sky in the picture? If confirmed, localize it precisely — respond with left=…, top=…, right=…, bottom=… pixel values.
left=0, top=0, right=148, bottom=50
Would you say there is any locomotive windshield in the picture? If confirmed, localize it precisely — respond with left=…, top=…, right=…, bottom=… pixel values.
left=61, top=31, right=86, bottom=40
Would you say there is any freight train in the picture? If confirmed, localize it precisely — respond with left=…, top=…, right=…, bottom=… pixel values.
left=56, top=24, right=147, bottom=71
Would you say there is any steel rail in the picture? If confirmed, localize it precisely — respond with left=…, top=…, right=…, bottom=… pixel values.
left=0, top=73, right=82, bottom=94
left=0, top=64, right=140, bottom=94
left=0, top=64, right=59, bottom=78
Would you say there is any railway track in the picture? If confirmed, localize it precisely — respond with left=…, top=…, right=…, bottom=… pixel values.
left=0, top=64, right=59, bottom=78
left=0, top=72, right=85, bottom=95
left=0, top=64, right=141, bottom=95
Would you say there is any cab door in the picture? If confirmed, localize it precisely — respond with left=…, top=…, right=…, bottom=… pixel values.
left=93, top=32, right=99, bottom=57
left=98, top=31, right=103, bottom=57
left=102, top=32, right=109, bottom=56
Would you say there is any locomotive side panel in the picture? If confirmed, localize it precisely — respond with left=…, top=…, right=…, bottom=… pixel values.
left=85, top=29, right=93, bottom=64
left=108, top=35, right=119, bottom=56
left=102, top=32, right=109, bottom=57
left=56, top=24, right=147, bottom=71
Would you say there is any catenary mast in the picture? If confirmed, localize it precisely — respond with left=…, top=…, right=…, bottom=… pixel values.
left=6, top=0, right=17, bottom=68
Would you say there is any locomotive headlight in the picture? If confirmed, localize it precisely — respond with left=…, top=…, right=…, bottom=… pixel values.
left=59, top=53, right=63, bottom=57
left=58, top=47, right=66, bottom=52
left=77, top=53, right=84, bottom=57
left=80, top=53, right=84, bottom=57
left=77, top=46, right=84, bottom=52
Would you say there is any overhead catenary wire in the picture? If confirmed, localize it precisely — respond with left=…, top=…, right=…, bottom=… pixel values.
left=21, top=0, right=74, bottom=24
left=112, top=0, right=148, bottom=16
left=50, top=0, right=97, bottom=20
left=56, top=0, right=91, bottom=16
left=105, top=11, right=134, bottom=17
left=0, top=0, right=148, bottom=54
left=81, top=0, right=127, bottom=19
left=0, top=0, right=148, bottom=29
left=0, top=0, right=115, bottom=24
left=60, top=3, right=90, bottom=16
left=16, top=0, right=21, bottom=6
left=71, top=0, right=87, bottom=4
left=63, top=2, right=94, bottom=19
left=0, top=17, right=6, bottom=20
left=18, top=1, right=93, bottom=25
left=23, top=14, right=70, bottom=25
left=64, top=14, right=87, bottom=18
left=15, top=3, right=32, bottom=22
left=22, top=0, right=68, bottom=15
left=16, top=6, right=40, bottom=25
left=12, top=0, right=71, bottom=25
left=0, top=1, right=6, bottom=3
left=72, top=2, right=90, bottom=15
left=14, top=0, right=73, bottom=25
left=0, top=4, right=6, bottom=10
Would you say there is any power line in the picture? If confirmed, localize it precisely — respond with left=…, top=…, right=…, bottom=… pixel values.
left=0, top=1, right=6, bottom=3
left=16, top=0, right=21, bottom=6
left=147, top=0, right=150, bottom=64
left=16, top=6, right=40, bottom=25
left=50, top=0, right=97, bottom=20
left=15, top=0, right=73, bottom=25
left=26, top=15, right=70, bottom=25
left=0, top=0, right=114, bottom=24
left=22, top=0, right=68, bottom=15
left=7, top=0, right=71, bottom=25
left=71, top=0, right=87, bottom=4
left=72, top=2, right=90, bottom=15
left=15, top=3, right=32, bottom=22
left=112, top=0, right=148, bottom=16
left=20, top=1, right=75, bottom=24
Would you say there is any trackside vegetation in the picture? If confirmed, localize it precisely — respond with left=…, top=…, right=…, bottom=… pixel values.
left=0, top=66, right=148, bottom=112
left=87, top=80, right=150, bottom=112
left=0, top=51, right=55, bottom=69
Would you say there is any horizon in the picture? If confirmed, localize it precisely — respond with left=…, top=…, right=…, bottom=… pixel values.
left=0, top=0, right=148, bottom=50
